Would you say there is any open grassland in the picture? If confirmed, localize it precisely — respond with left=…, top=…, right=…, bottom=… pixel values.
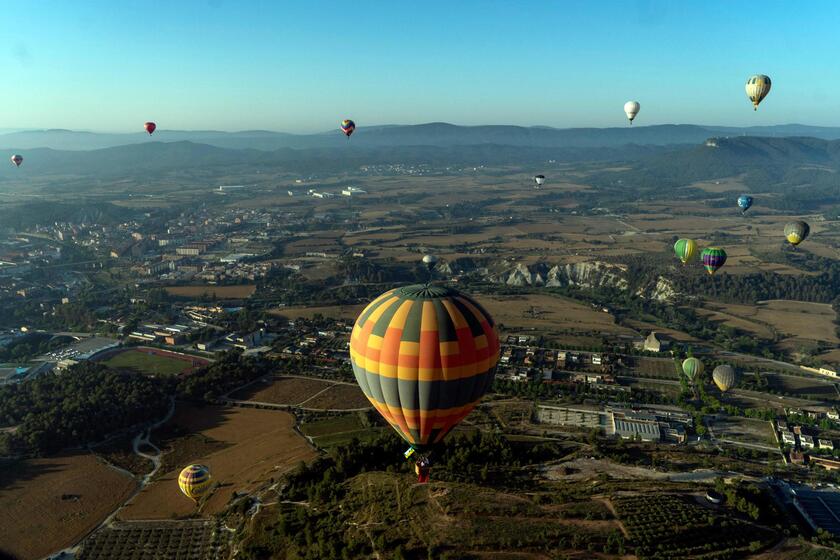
left=118, top=405, right=316, bottom=520
left=756, top=300, right=839, bottom=345
left=164, top=284, right=256, bottom=299
left=299, top=414, right=384, bottom=450
left=0, top=454, right=135, bottom=560
left=100, top=348, right=206, bottom=376
left=473, top=293, right=634, bottom=335
left=230, top=375, right=333, bottom=405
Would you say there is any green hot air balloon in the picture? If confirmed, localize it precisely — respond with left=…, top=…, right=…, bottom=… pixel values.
left=713, top=364, right=737, bottom=392
left=674, top=239, right=697, bottom=265
left=682, top=357, right=704, bottom=382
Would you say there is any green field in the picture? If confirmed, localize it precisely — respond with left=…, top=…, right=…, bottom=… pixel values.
left=299, top=414, right=385, bottom=450
left=102, top=350, right=192, bottom=376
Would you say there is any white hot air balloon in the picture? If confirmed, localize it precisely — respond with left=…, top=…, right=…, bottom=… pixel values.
left=624, top=101, right=640, bottom=124
left=745, top=75, right=771, bottom=111
left=422, top=254, right=438, bottom=272
left=534, top=174, right=546, bottom=186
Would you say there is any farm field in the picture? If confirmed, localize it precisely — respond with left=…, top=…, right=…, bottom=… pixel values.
left=299, top=414, right=384, bottom=450
left=164, top=284, right=256, bottom=299
left=229, top=375, right=333, bottom=405
left=762, top=373, right=838, bottom=400
left=0, top=454, right=136, bottom=560
left=473, top=293, right=634, bottom=335
left=301, top=383, right=370, bottom=410
left=99, top=347, right=207, bottom=376
left=710, top=415, right=778, bottom=448
left=118, top=405, right=316, bottom=520
left=270, top=303, right=364, bottom=320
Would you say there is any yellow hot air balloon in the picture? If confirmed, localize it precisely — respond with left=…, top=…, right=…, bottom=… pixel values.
left=178, top=464, right=212, bottom=502
left=745, top=75, right=771, bottom=110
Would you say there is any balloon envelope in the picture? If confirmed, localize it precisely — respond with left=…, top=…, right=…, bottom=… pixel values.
left=784, top=221, right=810, bottom=246
left=534, top=175, right=546, bottom=185
left=144, top=122, right=156, bottom=135
left=682, top=357, right=704, bottom=381
left=340, top=119, right=356, bottom=137
left=745, top=75, right=771, bottom=110
left=178, top=464, right=212, bottom=501
left=673, top=239, right=697, bottom=264
left=624, top=101, right=640, bottom=123
left=713, top=365, right=737, bottom=392
left=701, top=247, right=727, bottom=275
left=737, top=195, right=753, bottom=213
left=350, top=285, right=500, bottom=451
left=10, top=154, right=22, bottom=167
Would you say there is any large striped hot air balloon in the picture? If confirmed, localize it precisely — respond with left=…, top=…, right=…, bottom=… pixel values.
left=178, top=464, right=212, bottom=502
left=673, top=239, right=697, bottom=265
left=340, top=119, right=356, bottom=138
left=713, top=365, right=737, bottom=393
left=682, top=357, right=704, bottom=382
left=701, top=247, right=727, bottom=275
left=784, top=221, right=810, bottom=246
left=745, top=75, right=771, bottom=110
left=350, top=285, right=500, bottom=481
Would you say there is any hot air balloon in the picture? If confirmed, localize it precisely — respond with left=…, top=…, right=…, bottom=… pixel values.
left=534, top=174, right=546, bottom=186
left=624, top=101, right=640, bottom=124
left=712, top=364, right=737, bottom=392
left=673, top=239, right=697, bottom=265
left=745, top=75, right=771, bottom=110
left=340, top=119, right=356, bottom=138
left=10, top=155, right=23, bottom=167
left=421, top=254, right=438, bottom=272
left=701, top=247, right=727, bottom=275
left=144, top=122, right=156, bottom=135
left=737, top=195, right=753, bottom=214
left=784, top=221, right=810, bottom=246
left=350, top=284, right=500, bottom=483
left=682, top=357, right=704, bottom=382
left=178, top=464, right=212, bottom=502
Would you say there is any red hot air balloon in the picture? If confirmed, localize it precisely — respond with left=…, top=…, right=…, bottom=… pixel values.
left=144, top=122, right=157, bottom=135
left=10, top=154, right=23, bottom=167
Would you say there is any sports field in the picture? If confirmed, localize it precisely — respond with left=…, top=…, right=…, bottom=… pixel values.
left=118, top=405, right=316, bottom=520
left=100, top=348, right=205, bottom=376
left=0, top=454, right=136, bottom=560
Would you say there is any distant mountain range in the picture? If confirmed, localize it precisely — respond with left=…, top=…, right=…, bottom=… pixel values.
left=3, top=123, right=840, bottom=151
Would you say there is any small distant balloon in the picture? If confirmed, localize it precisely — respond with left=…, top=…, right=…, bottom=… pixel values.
left=422, top=254, right=438, bottom=272
left=682, top=357, right=704, bottom=382
left=624, top=101, right=640, bottom=124
left=10, top=154, right=23, bottom=167
left=701, top=247, right=727, bottom=276
left=178, top=464, right=212, bottom=502
left=713, top=364, right=737, bottom=392
left=534, top=174, right=546, bottom=186
left=144, top=122, right=157, bottom=135
left=737, top=195, right=753, bottom=214
left=673, top=239, right=697, bottom=265
left=340, top=119, right=356, bottom=138
left=745, top=75, right=771, bottom=110
left=784, top=221, right=810, bottom=246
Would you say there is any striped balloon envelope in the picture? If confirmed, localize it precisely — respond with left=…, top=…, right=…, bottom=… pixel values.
left=682, top=357, right=704, bottom=382
left=701, top=247, right=727, bottom=275
left=178, top=464, right=212, bottom=502
left=350, top=285, right=500, bottom=451
left=784, top=221, right=810, bottom=246
left=673, top=238, right=697, bottom=264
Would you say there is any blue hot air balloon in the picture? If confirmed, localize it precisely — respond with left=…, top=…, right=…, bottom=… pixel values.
left=737, top=195, right=753, bottom=214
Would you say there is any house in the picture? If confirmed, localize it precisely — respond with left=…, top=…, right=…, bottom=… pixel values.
left=828, top=410, right=840, bottom=421
left=820, top=439, right=834, bottom=451
left=781, top=431, right=797, bottom=446
left=801, top=434, right=816, bottom=449
left=777, top=420, right=789, bottom=431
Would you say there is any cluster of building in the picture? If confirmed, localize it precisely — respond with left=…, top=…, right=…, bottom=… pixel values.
left=537, top=402, right=691, bottom=444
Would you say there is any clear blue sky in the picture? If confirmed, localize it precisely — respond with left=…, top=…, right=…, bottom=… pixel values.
left=1, top=0, right=839, bottom=132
